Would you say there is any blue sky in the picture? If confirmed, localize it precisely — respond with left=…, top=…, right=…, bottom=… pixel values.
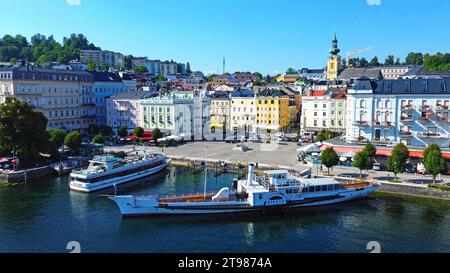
left=1, top=0, right=450, bottom=75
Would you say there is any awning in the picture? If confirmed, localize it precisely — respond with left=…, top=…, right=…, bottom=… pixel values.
left=298, top=144, right=322, bottom=154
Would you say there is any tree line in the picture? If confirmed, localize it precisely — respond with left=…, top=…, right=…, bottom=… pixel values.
left=0, top=33, right=100, bottom=65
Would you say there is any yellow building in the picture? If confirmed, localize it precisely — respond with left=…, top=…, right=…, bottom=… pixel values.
left=256, top=91, right=290, bottom=133
left=276, top=74, right=300, bottom=84
left=326, top=33, right=341, bottom=81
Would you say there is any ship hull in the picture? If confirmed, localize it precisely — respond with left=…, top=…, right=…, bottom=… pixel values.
left=109, top=184, right=379, bottom=217
left=70, top=160, right=170, bottom=193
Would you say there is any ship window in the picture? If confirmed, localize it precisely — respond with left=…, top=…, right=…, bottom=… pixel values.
left=302, top=188, right=308, bottom=193
left=334, top=184, right=341, bottom=190
left=315, top=186, right=321, bottom=192
left=259, top=194, right=263, bottom=200
left=270, top=196, right=283, bottom=200
left=308, top=187, right=315, bottom=193
left=328, top=185, right=335, bottom=191
left=321, top=185, right=328, bottom=191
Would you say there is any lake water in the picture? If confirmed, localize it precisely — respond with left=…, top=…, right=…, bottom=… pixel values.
left=1, top=167, right=450, bottom=253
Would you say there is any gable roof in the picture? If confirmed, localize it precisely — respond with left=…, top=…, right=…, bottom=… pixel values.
left=92, top=71, right=123, bottom=82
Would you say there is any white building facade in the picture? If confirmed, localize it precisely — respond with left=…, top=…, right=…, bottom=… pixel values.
left=92, top=71, right=125, bottom=126
left=346, top=78, right=450, bottom=148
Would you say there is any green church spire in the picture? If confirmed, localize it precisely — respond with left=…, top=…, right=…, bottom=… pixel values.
left=330, top=33, right=340, bottom=55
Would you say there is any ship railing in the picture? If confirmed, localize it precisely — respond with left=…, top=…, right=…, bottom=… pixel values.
left=253, top=176, right=277, bottom=192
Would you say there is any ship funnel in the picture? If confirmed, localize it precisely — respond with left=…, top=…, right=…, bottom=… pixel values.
left=247, top=163, right=256, bottom=186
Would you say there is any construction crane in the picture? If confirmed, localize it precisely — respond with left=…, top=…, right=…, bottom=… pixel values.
left=346, top=47, right=372, bottom=67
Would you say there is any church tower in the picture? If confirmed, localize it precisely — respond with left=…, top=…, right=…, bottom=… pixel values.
left=327, top=33, right=341, bottom=81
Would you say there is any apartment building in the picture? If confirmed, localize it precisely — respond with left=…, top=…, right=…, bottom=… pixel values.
left=255, top=89, right=290, bottom=133
left=0, top=64, right=94, bottom=132
left=209, top=92, right=231, bottom=135
left=230, top=91, right=257, bottom=135
left=92, top=71, right=125, bottom=126
left=346, top=77, right=450, bottom=148
left=106, top=92, right=154, bottom=132
left=80, top=49, right=124, bottom=68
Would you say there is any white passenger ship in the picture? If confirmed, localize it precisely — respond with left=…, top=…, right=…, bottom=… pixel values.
left=70, top=150, right=170, bottom=193
left=109, top=163, right=380, bottom=217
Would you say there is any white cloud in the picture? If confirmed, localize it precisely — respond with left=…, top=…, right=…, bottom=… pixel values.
left=66, top=0, right=81, bottom=6
left=367, top=0, right=381, bottom=6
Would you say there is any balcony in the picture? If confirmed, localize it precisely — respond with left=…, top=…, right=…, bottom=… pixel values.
left=437, top=117, right=449, bottom=123
left=400, top=131, right=413, bottom=137
left=400, top=116, right=414, bottom=123
left=373, top=121, right=393, bottom=127
left=419, top=117, right=431, bottom=123
left=436, top=105, right=450, bottom=111
left=401, top=104, right=413, bottom=110
left=353, top=121, right=369, bottom=127
left=419, top=105, right=431, bottom=112
left=419, top=132, right=446, bottom=139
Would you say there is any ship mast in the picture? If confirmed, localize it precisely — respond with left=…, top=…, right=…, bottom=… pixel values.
left=203, top=145, right=208, bottom=199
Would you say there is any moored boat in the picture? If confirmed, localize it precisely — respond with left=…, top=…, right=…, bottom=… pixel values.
left=70, top=149, right=170, bottom=193
left=109, top=163, right=380, bottom=217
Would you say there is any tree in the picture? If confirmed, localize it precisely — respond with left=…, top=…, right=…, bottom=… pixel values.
left=124, top=55, right=133, bottom=70
left=353, top=151, right=371, bottom=177
left=252, top=72, right=263, bottom=80
left=100, top=125, right=113, bottom=137
left=424, top=53, right=450, bottom=71
left=320, top=148, right=339, bottom=175
left=385, top=55, right=395, bottom=65
left=364, top=142, right=377, bottom=160
left=156, top=75, right=167, bottom=82
left=0, top=97, right=49, bottom=166
left=359, top=57, right=369, bottom=67
left=423, top=143, right=441, bottom=161
left=92, top=134, right=105, bottom=144
left=152, top=128, right=162, bottom=141
left=118, top=127, right=128, bottom=138
left=134, top=65, right=148, bottom=74
left=64, top=131, right=82, bottom=156
left=87, top=124, right=100, bottom=136
left=370, top=56, right=380, bottom=66
left=133, top=127, right=144, bottom=139
left=286, top=67, right=297, bottom=75
left=395, top=58, right=402, bottom=65
left=48, top=129, right=67, bottom=158
left=316, top=129, right=332, bottom=142
left=424, top=149, right=447, bottom=182
left=405, top=52, right=424, bottom=66
left=86, top=59, right=96, bottom=71
left=387, top=143, right=409, bottom=181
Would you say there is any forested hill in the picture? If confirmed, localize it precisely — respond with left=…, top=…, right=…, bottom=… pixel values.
left=0, top=33, right=100, bottom=65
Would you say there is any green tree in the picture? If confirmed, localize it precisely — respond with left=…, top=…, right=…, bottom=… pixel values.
left=124, top=55, right=133, bottom=70
left=100, top=125, right=113, bottom=137
left=48, top=129, right=67, bottom=158
left=424, top=53, right=450, bottom=71
left=370, top=56, right=380, bottom=66
left=316, top=129, right=332, bottom=142
left=386, top=143, right=409, bottom=181
left=0, top=97, right=49, bottom=166
left=364, top=142, right=377, bottom=160
left=133, top=127, right=144, bottom=138
left=395, top=58, right=402, bottom=65
left=87, top=124, right=100, bottom=136
left=320, top=148, right=339, bottom=175
left=92, top=134, right=105, bottom=144
left=156, top=75, right=167, bottom=82
left=424, top=149, right=447, bottom=182
left=118, top=127, right=128, bottom=138
left=252, top=72, right=263, bottom=80
left=353, top=151, right=371, bottom=177
left=152, top=128, right=162, bottom=141
left=86, top=59, right=96, bottom=71
left=134, top=65, right=148, bottom=74
left=404, top=52, right=424, bottom=66
left=286, top=67, right=297, bottom=75
left=64, top=131, right=82, bottom=156
left=359, top=57, right=369, bottom=67
left=385, top=55, right=395, bottom=65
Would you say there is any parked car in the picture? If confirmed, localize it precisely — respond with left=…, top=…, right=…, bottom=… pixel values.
left=417, top=162, right=426, bottom=174
left=372, top=162, right=383, bottom=171
left=405, top=163, right=416, bottom=173
left=225, top=135, right=245, bottom=143
left=248, top=135, right=262, bottom=143
left=233, top=144, right=251, bottom=152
